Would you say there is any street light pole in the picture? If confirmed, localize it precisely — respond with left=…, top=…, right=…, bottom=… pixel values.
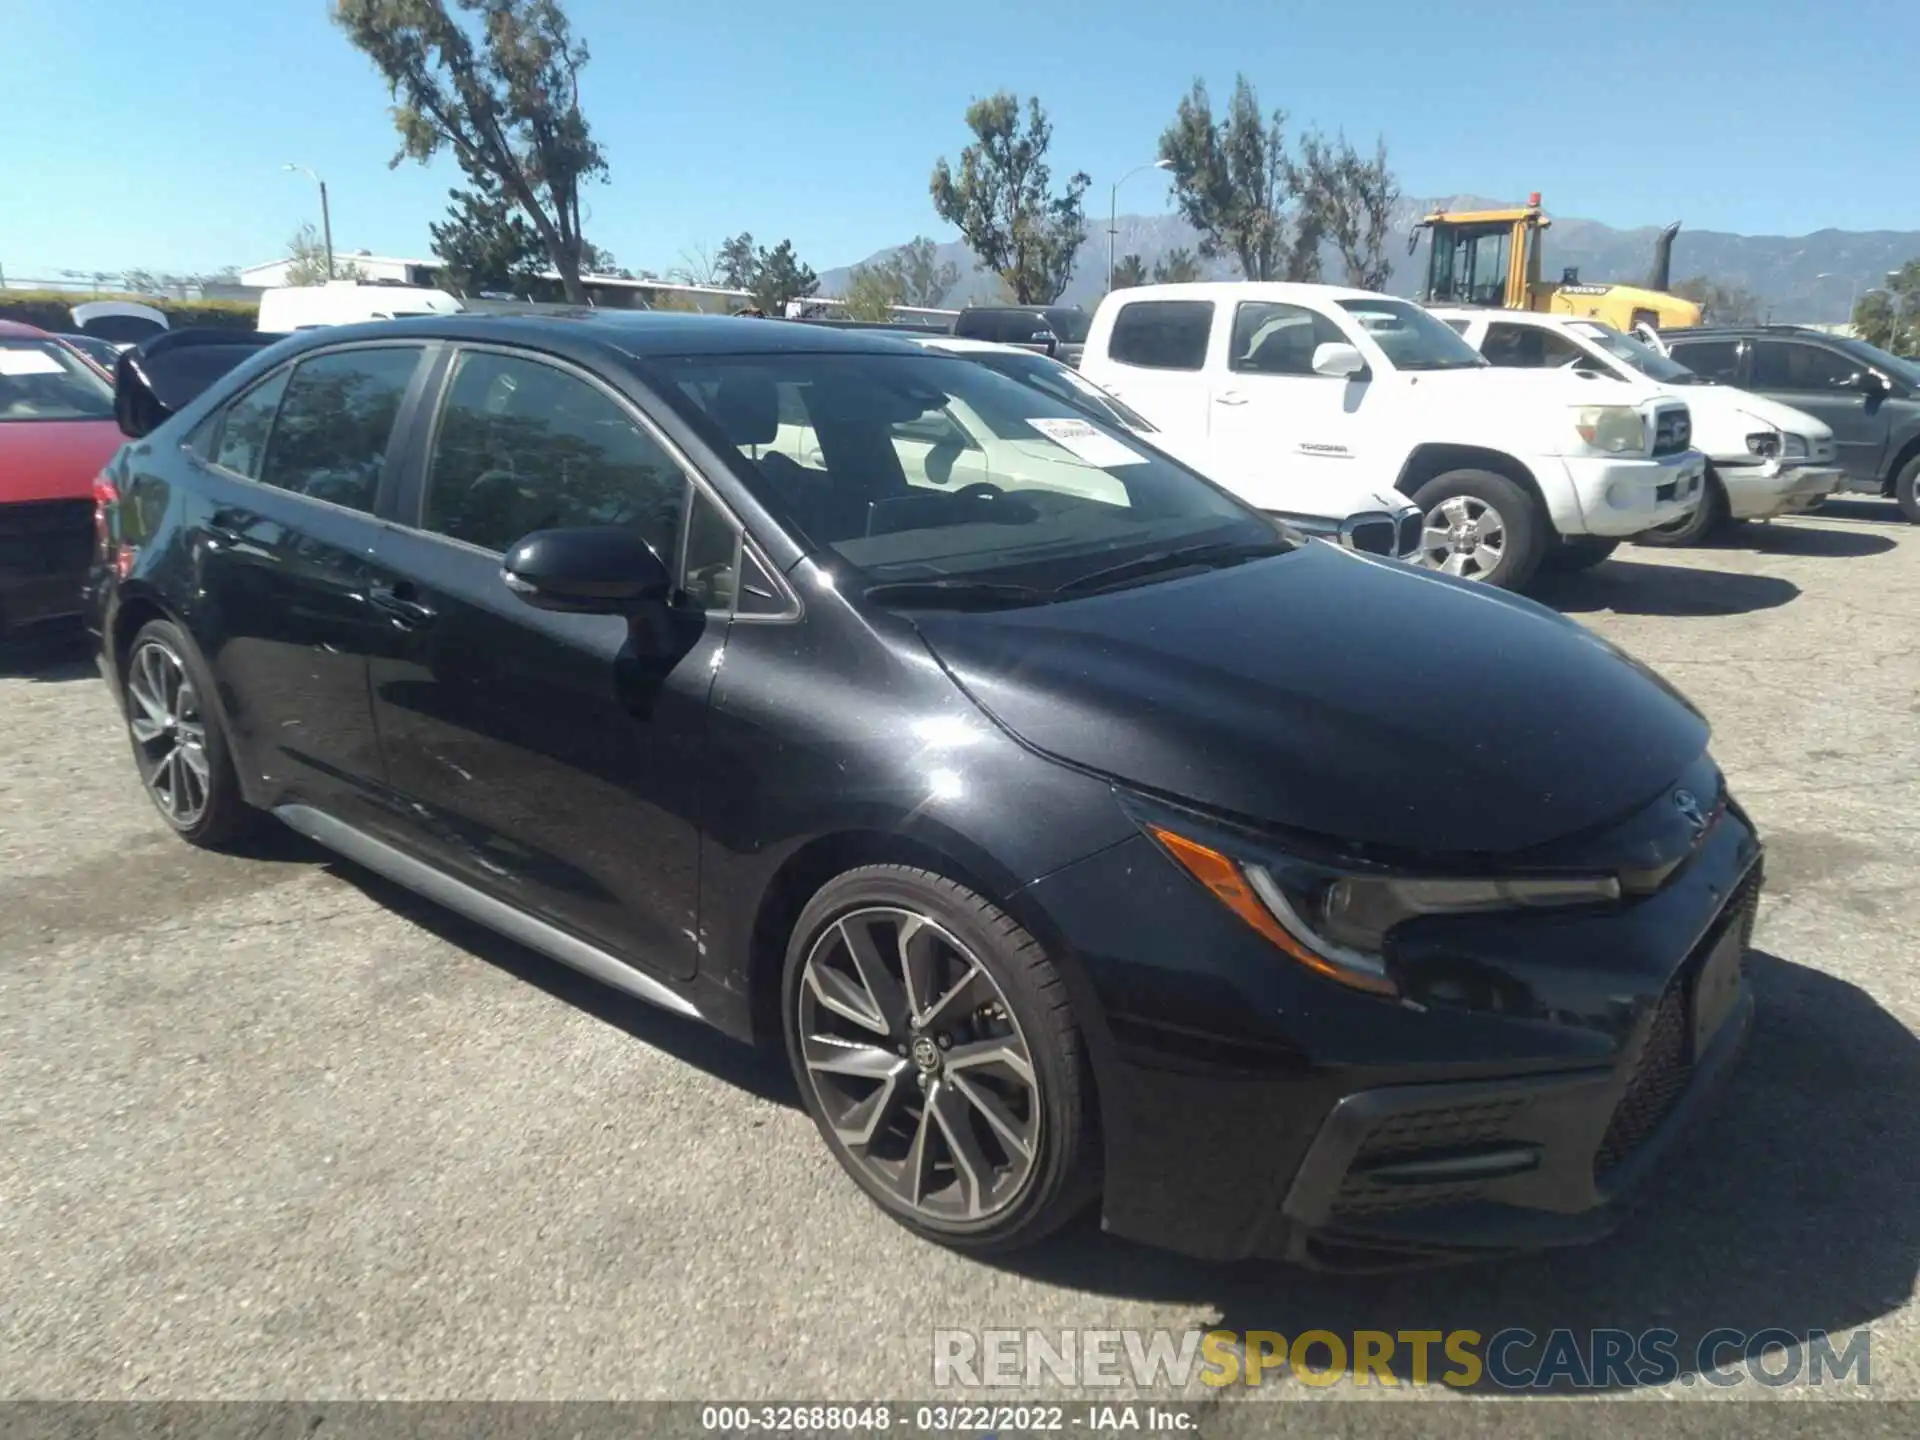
left=1108, top=159, right=1172, bottom=293
left=284, top=164, right=334, bottom=280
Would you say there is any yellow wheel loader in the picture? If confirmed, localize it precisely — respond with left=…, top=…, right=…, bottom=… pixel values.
left=1413, top=192, right=1702, bottom=331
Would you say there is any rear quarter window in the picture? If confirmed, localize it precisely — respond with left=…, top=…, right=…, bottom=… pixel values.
left=1107, top=301, right=1214, bottom=371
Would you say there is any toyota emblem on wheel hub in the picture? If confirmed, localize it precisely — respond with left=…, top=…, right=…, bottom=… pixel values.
left=909, top=1035, right=942, bottom=1073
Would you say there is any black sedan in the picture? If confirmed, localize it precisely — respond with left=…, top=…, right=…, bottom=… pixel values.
left=88, top=313, right=1762, bottom=1265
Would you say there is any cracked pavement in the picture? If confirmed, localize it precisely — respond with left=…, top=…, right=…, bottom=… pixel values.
left=0, top=499, right=1914, bottom=1429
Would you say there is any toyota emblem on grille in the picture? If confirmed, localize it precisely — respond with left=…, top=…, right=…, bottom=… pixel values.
left=1672, top=788, right=1707, bottom=832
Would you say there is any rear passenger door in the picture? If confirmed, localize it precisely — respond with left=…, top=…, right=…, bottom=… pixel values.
left=1089, top=298, right=1214, bottom=439
left=187, top=342, right=429, bottom=826
left=363, top=345, right=741, bottom=978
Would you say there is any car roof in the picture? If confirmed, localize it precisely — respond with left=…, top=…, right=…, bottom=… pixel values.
left=302, top=310, right=932, bottom=358
left=1427, top=307, right=1603, bottom=328
left=0, top=319, right=53, bottom=339
left=1103, top=281, right=1392, bottom=305
left=902, top=334, right=1039, bottom=357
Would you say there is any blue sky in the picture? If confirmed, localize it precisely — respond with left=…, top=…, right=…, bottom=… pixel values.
left=3, top=0, right=1916, bottom=282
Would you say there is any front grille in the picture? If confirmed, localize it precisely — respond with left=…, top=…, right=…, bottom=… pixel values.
left=1396, top=511, right=1423, bottom=557
left=1344, top=516, right=1397, bottom=556
left=1652, top=406, right=1692, bottom=457
left=1593, top=871, right=1761, bottom=1180
left=1329, top=1098, right=1528, bottom=1217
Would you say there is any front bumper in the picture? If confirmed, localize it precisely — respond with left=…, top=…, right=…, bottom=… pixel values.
left=0, top=499, right=93, bottom=637
left=1717, top=461, right=1843, bottom=521
left=1024, top=771, right=1763, bottom=1268
left=1561, top=450, right=1706, bottom=537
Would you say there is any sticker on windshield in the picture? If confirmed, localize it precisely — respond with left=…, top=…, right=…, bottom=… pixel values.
left=0, top=350, right=66, bottom=376
left=1028, top=417, right=1146, bottom=467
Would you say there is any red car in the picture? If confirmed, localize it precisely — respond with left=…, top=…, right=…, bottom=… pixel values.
left=0, top=319, right=125, bottom=638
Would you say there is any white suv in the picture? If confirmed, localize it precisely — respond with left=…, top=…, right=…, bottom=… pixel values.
left=1433, top=308, right=1842, bottom=544
left=1080, top=282, right=1707, bottom=589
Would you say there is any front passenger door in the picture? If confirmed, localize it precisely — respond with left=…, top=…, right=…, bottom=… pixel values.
left=1747, top=339, right=1892, bottom=485
left=364, top=347, right=738, bottom=979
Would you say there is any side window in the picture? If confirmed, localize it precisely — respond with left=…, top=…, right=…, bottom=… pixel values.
left=256, top=347, right=421, bottom=513
left=1230, top=302, right=1347, bottom=376
left=1750, top=341, right=1857, bottom=391
left=209, top=368, right=292, bottom=479
left=1668, top=339, right=1741, bottom=384
left=423, top=350, right=695, bottom=571
left=1482, top=323, right=1590, bottom=369
left=1107, top=300, right=1214, bottom=371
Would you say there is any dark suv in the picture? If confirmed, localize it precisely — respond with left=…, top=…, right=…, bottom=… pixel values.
left=1659, top=324, right=1920, bottom=521
left=949, top=306, right=1091, bottom=366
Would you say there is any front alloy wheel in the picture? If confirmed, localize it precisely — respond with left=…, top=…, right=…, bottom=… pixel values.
left=1420, top=493, right=1508, bottom=579
left=796, top=906, right=1040, bottom=1223
left=126, top=636, right=213, bottom=828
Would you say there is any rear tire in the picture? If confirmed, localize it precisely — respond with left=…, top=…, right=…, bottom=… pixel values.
left=1541, top=538, right=1619, bottom=573
left=1636, top=467, right=1729, bottom=547
left=1894, top=454, right=1920, bottom=524
left=1410, top=468, right=1546, bottom=590
left=782, top=864, right=1098, bottom=1253
left=121, top=619, right=259, bottom=849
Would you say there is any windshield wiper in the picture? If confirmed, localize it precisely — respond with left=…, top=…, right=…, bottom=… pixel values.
left=862, top=578, right=1055, bottom=610
left=1052, top=538, right=1294, bottom=597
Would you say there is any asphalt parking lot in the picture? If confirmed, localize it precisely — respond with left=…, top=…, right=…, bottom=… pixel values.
left=2, top=502, right=1915, bottom=1424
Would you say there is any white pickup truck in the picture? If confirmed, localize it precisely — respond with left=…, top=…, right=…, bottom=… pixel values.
left=1079, top=282, right=1708, bottom=589
left=1430, top=308, right=1843, bottom=545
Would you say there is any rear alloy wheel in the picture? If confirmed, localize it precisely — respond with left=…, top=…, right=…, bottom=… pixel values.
left=1636, top=467, right=1728, bottom=547
left=784, top=866, right=1096, bottom=1251
left=1412, top=468, right=1544, bottom=589
left=1894, top=454, right=1920, bottom=525
left=122, top=619, right=257, bottom=848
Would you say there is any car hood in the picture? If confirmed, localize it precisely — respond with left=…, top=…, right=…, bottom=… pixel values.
left=1677, top=384, right=1833, bottom=440
left=1143, top=431, right=1413, bottom=518
left=0, top=419, right=124, bottom=504
left=909, top=543, right=1708, bottom=856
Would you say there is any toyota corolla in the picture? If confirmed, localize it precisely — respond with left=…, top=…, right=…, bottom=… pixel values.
left=88, top=314, right=1762, bottom=1266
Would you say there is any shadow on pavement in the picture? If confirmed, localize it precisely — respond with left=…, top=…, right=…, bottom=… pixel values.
left=315, top=858, right=801, bottom=1110
left=1534, top=558, right=1800, bottom=617
left=1799, top=498, right=1907, bottom=526
left=987, top=951, right=1917, bottom=1393
left=0, top=621, right=96, bottom=682
left=1718, top=524, right=1899, bottom=558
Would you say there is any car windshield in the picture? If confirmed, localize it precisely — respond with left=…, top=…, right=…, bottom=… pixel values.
left=1842, top=337, right=1920, bottom=388
left=1337, top=298, right=1486, bottom=371
left=1043, top=311, right=1092, bottom=344
left=968, top=350, right=1158, bottom=432
left=652, top=351, right=1277, bottom=591
left=1567, top=321, right=1702, bottom=383
left=0, top=338, right=116, bottom=422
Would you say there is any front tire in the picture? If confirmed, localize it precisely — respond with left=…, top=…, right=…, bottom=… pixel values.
left=1636, top=467, right=1729, bottom=547
left=1411, top=468, right=1546, bottom=589
left=122, top=619, right=258, bottom=848
left=782, top=864, right=1097, bottom=1253
left=1894, top=454, right=1920, bottom=524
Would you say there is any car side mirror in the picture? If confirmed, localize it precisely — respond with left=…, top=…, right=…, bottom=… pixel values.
left=1028, top=330, right=1059, bottom=356
left=502, top=526, right=672, bottom=616
left=1312, top=342, right=1368, bottom=379
left=1855, top=369, right=1890, bottom=396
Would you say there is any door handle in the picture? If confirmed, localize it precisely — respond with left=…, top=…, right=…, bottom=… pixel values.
left=1214, top=391, right=1249, bottom=406
left=369, top=583, right=438, bottom=627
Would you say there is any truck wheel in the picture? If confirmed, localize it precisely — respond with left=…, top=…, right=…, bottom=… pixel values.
left=1894, top=454, right=1920, bottom=524
left=1636, top=467, right=1728, bottom=547
left=1542, top=538, right=1619, bottom=572
left=1411, top=469, right=1545, bottom=589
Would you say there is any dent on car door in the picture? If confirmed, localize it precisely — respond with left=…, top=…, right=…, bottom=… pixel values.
left=187, top=343, right=428, bottom=823
left=364, top=346, right=737, bottom=979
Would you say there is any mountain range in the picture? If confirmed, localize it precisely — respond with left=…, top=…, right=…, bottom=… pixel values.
left=819, top=196, right=1920, bottom=322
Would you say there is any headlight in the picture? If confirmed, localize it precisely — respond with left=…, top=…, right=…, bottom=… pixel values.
left=1744, top=432, right=1780, bottom=458
left=1782, top=434, right=1810, bottom=459
left=1147, top=824, right=1620, bottom=997
left=1574, top=406, right=1647, bottom=455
